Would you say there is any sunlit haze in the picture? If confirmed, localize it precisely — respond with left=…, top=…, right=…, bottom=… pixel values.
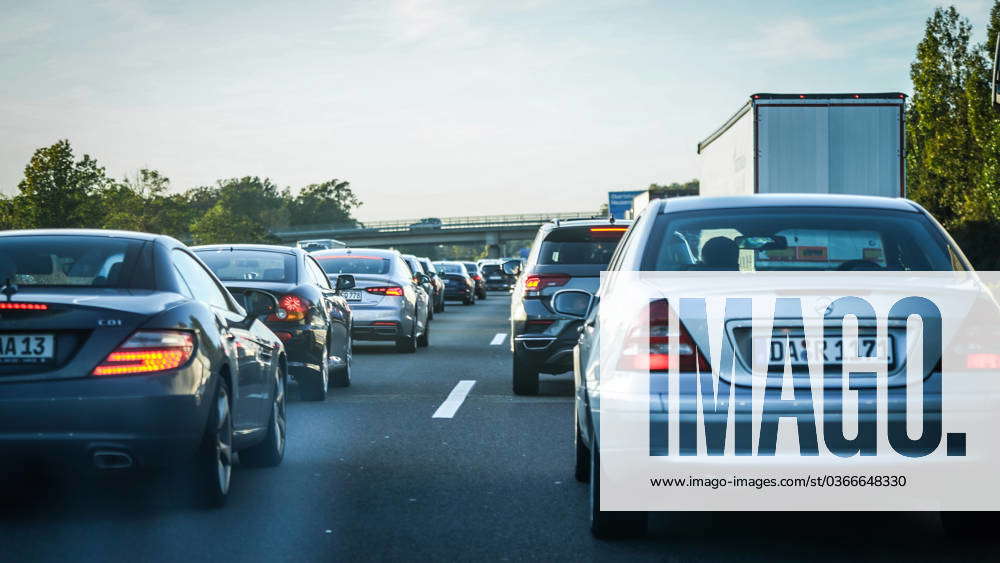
left=1, top=0, right=993, bottom=220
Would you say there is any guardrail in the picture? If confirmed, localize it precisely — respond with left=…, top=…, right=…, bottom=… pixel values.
left=272, top=210, right=603, bottom=238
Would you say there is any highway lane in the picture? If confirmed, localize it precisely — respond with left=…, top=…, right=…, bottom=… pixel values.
left=1, top=293, right=997, bottom=561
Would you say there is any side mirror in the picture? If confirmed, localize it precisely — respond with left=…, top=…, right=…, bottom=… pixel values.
left=501, top=260, right=521, bottom=276
left=335, top=274, right=356, bottom=291
left=243, top=289, right=279, bottom=319
left=551, top=289, right=594, bottom=319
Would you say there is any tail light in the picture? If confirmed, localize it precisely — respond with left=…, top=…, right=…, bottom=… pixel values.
left=524, top=274, right=569, bottom=296
left=366, top=286, right=404, bottom=297
left=0, top=303, right=48, bottom=310
left=589, top=226, right=627, bottom=240
left=966, top=354, right=1000, bottom=369
left=472, top=274, right=482, bottom=281
left=619, top=299, right=708, bottom=372
left=93, top=330, right=195, bottom=377
left=267, top=294, right=310, bottom=322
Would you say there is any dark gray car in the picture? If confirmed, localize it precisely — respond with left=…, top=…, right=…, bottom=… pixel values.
left=0, top=230, right=287, bottom=507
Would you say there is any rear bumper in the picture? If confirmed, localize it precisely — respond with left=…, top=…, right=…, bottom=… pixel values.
left=351, top=308, right=407, bottom=341
left=0, top=367, right=211, bottom=469
left=513, top=335, right=577, bottom=374
left=444, top=287, right=473, bottom=300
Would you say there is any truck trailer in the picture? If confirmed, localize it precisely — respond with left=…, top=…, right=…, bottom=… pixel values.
left=697, top=93, right=906, bottom=198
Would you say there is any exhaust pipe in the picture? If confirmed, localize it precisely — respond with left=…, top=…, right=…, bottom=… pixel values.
left=93, top=450, right=134, bottom=470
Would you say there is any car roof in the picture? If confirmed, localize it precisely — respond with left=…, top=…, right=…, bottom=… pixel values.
left=543, top=218, right=633, bottom=230
left=0, top=228, right=172, bottom=243
left=192, top=243, right=298, bottom=255
left=653, top=194, right=921, bottom=214
left=312, top=247, right=399, bottom=258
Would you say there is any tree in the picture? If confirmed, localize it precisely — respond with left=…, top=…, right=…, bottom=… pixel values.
left=14, top=140, right=112, bottom=228
left=286, top=179, right=360, bottom=228
left=962, top=1, right=1000, bottom=222
left=908, top=7, right=981, bottom=227
left=189, top=177, right=287, bottom=244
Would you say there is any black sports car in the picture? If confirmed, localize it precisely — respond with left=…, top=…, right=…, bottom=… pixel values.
left=194, top=244, right=354, bottom=401
left=0, top=230, right=287, bottom=507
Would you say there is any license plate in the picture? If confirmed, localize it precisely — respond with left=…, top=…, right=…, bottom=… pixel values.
left=341, top=290, right=364, bottom=302
left=488, top=276, right=501, bottom=280
left=756, top=335, right=894, bottom=367
left=0, top=334, right=55, bottom=364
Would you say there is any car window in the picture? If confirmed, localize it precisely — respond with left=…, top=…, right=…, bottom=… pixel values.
left=435, top=262, right=465, bottom=275
left=537, top=225, right=627, bottom=265
left=314, top=254, right=392, bottom=274
left=641, top=208, right=958, bottom=272
left=306, top=257, right=332, bottom=289
left=420, top=260, right=437, bottom=275
left=196, top=249, right=296, bottom=283
left=0, top=235, right=143, bottom=288
left=172, top=250, right=231, bottom=310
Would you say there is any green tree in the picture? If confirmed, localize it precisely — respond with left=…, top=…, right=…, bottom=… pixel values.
left=14, top=139, right=112, bottom=228
left=189, top=177, right=287, bottom=244
left=962, top=1, right=1000, bottom=221
left=907, top=7, right=979, bottom=227
left=286, top=179, right=360, bottom=228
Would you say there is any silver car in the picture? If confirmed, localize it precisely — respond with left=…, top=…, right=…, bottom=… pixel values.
left=313, top=248, right=431, bottom=353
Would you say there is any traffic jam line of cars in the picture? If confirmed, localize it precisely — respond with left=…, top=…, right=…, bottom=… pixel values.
left=0, top=230, right=500, bottom=507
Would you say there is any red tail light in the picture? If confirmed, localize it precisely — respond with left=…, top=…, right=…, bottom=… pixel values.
left=0, top=303, right=48, bottom=310
left=366, top=286, right=404, bottom=297
left=93, top=330, right=194, bottom=377
left=524, top=274, right=569, bottom=295
left=472, top=274, right=482, bottom=281
left=619, top=299, right=708, bottom=372
left=966, top=353, right=1000, bottom=369
left=267, top=294, right=309, bottom=322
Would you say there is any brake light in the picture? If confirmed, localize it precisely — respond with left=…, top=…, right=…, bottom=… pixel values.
left=366, top=286, right=404, bottom=297
left=0, top=303, right=48, bottom=310
left=590, top=227, right=627, bottom=232
left=619, top=299, right=708, bottom=372
left=267, top=294, right=309, bottom=322
left=524, top=274, right=569, bottom=295
left=472, top=274, right=482, bottom=281
left=93, top=330, right=194, bottom=376
left=966, top=353, right=1000, bottom=369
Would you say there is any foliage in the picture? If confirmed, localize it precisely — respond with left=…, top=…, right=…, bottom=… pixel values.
left=648, top=179, right=699, bottom=198
left=0, top=140, right=361, bottom=245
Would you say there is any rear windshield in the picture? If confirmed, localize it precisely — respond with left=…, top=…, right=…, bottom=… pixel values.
left=462, top=263, right=478, bottom=273
left=0, top=235, right=143, bottom=287
left=420, top=260, right=437, bottom=274
left=436, top=263, right=465, bottom=275
left=316, top=254, right=392, bottom=275
left=481, top=264, right=502, bottom=275
left=196, top=250, right=296, bottom=282
left=641, top=208, right=961, bottom=271
left=404, top=258, right=425, bottom=275
left=537, top=225, right=626, bottom=265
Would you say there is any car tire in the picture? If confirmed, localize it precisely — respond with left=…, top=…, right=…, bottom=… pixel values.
left=435, top=297, right=445, bottom=313
left=512, top=355, right=539, bottom=395
left=941, top=511, right=1000, bottom=538
left=589, top=441, right=647, bottom=539
left=190, top=378, right=234, bottom=508
left=299, top=354, right=329, bottom=401
left=463, top=295, right=474, bottom=306
left=427, top=303, right=434, bottom=321
left=575, top=417, right=591, bottom=483
left=331, top=347, right=351, bottom=388
left=396, top=324, right=418, bottom=353
left=417, top=321, right=430, bottom=348
left=241, top=370, right=286, bottom=468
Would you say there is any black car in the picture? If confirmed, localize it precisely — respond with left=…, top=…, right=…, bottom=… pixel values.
left=434, top=261, right=477, bottom=305
left=461, top=262, right=488, bottom=299
left=0, top=230, right=287, bottom=507
left=418, top=257, right=446, bottom=313
left=480, top=262, right=514, bottom=291
left=194, top=244, right=354, bottom=401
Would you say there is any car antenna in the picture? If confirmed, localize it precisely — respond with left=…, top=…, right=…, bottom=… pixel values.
left=1, top=278, right=17, bottom=302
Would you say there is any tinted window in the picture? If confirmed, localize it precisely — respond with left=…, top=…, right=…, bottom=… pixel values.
left=641, top=208, right=958, bottom=272
left=173, top=250, right=231, bottom=309
left=435, top=262, right=465, bottom=275
left=196, top=249, right=296, bottom=282
left=315, top=254, right=391, bottom=275
left=537, top=226, right=627, bottom=265
left=481, top=264, right=502, bottom=275
left=0, top=235, right=142, bottom=288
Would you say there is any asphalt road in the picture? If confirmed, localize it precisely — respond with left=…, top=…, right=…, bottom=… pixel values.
left=1, top=294, right=997, bottom=562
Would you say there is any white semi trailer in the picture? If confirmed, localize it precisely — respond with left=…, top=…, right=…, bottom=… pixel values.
left=697, top=93, right=906, bottom=198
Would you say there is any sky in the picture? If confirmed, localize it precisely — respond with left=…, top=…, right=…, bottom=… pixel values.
left=0, top=0, right=996, bottom=221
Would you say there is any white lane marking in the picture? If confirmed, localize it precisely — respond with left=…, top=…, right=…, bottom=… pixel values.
left=432, top=380, right=476, bottom=419
left=490, top=333, right=507, bottom=346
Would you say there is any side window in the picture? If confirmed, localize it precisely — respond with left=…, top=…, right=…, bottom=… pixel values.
left=397, top=257, right=413, bottom=276
left=306, top=257, right=332, bottom=289
left=173, top=250, right=231, bottom=310
left=608, top=215, right=642, bottom=272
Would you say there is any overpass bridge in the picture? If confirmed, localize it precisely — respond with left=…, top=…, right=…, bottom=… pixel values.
left=272, top=211, right=603, bottom=256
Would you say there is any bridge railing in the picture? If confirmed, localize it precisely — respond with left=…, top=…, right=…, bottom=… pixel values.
left=272, top=210, right=603, bottom=238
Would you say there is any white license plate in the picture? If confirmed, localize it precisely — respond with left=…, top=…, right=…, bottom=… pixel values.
left=0, top=334, right=55, bottom=364
left=488, top=276, right=501, bottom=280
left=342, top=290, right=364, bottom=302
left=756, top=335, right=894, bottom=366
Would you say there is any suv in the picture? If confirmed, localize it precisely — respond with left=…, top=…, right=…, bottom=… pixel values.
left=508, top=218, right=629, bottom=394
